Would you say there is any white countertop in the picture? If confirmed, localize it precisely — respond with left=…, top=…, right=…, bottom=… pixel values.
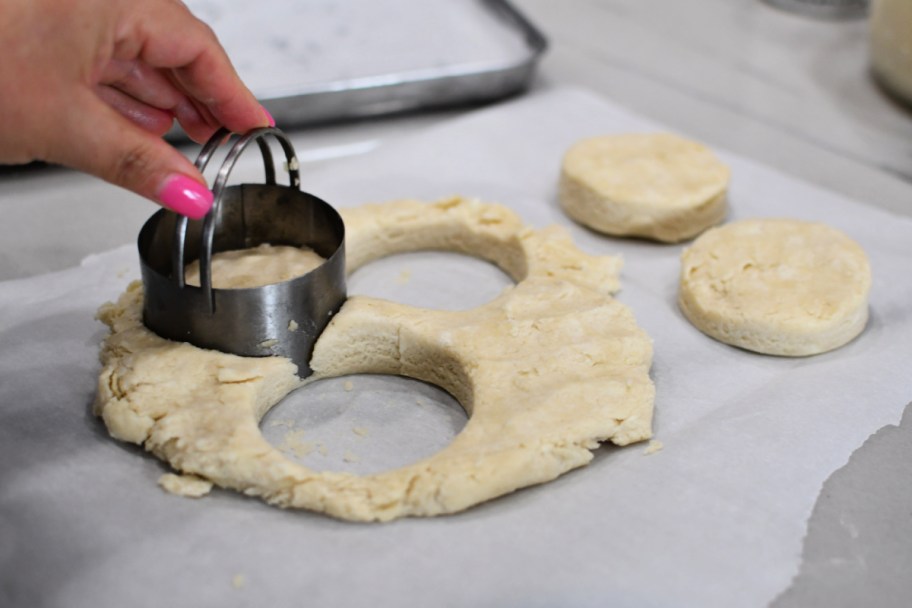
left=1, top=1, right=910, bottom=605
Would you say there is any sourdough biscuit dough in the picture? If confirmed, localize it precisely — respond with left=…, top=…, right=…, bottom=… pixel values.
left=678, top=218, right=871, bottom=356
left=559, top=133, right=730, bottom=243
left=95, top=197, right=654, bottom=522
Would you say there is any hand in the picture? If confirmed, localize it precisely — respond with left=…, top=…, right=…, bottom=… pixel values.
left=0, top=0, right=272, bottom=218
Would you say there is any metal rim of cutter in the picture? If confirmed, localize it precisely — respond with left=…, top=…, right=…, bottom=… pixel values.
left=137, top=127, right=347, bottom=376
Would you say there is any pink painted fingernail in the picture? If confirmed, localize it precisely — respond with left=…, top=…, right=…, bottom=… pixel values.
left=262, top=106, right=275, bottom=127
left=158, top=175, right=213, bottom=219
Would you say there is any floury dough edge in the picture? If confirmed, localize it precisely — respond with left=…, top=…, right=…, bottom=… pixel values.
left=94, top=197, right=655, bottom=522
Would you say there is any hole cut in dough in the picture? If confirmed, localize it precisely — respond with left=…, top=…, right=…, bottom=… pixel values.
left=559, top=133, right=730, bottom=243
left=348, top=250, right=515, bottom=310
left=95, top=197, right=654, bottom=521
left=261, top=374, right=468, bottom=476
left=678, top=218, right=871, bottom=356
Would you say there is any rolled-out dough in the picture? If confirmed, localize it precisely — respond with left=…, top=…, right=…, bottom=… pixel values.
left=559, top=133, right=729, bottom=243
left=95, top=197, right=655, bottom=522
left=678, top=218, right=871, bottom=356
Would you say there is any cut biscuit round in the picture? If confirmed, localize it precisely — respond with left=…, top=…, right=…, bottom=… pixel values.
left=94, top=197, right=655, bottom=522
left=559, top=133, right=730, bottom=243
left=678, top=218, right=871, bottom=356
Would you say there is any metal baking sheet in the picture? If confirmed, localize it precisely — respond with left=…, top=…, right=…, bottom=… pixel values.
left=186, top=0, right=547, bottom=126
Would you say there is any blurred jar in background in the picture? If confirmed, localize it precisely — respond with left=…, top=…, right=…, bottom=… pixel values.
left=870, top=0, right=912, bottom=105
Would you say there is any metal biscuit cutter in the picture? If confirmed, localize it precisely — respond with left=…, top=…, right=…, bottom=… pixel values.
left=138, top=127, right=346, bottom=377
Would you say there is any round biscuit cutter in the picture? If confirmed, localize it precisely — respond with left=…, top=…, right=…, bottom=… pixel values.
left=138, top=127, right=346, bottom=377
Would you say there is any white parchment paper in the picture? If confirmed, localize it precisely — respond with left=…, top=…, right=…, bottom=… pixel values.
left=2, top=88, right=911, bottom=608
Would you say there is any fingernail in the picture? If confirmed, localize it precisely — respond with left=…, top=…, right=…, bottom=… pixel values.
left=158, top=175, right=213, bottom=219
left=262, top=106, right=275, bottom=127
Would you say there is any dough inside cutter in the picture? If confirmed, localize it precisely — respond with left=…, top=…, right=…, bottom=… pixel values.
left=184, top=243, right=326, bottom=289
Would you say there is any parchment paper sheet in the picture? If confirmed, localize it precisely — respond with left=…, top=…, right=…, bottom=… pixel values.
left=1, top=88, right=911, bottom=608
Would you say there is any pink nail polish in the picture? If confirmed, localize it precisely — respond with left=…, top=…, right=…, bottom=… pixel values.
left=262, top=106, right=275, bottom=127
left=158, top=175, right=213, bottom=219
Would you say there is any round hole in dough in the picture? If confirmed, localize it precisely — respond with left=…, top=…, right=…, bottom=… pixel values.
left=95, top=197, right=655, bottom=521
left=678, top=218, right=871, bottom=356
left=348, top=250, right=514, bottom=310
left=260, top=374, right=467, bottom=476
left=559, top=132, right=730, bottom=243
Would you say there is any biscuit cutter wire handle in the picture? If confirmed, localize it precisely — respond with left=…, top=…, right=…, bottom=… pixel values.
left=171, top=127, right=300, bottom=311
left=137, top=127, right=346, bottom=377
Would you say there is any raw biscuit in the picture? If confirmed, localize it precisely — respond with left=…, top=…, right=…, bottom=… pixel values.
left=678, top=218, right=871, bottom=356
left=559, top=133, right=729, bottom=242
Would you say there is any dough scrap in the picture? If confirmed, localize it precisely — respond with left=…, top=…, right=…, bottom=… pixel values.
left=559, top=133, right=729, bottom=243
left=158, top=473, right=213, bottom=498
left=95, top=197, right=654, bottom=522
left=643, top=439, right=664, bottom=455
left=678, top=218, right=871, bottom=356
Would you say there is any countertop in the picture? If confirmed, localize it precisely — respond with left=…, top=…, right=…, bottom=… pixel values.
left=1, top=1, right=910, bottom=606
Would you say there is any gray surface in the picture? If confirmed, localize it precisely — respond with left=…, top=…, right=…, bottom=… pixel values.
left=773, top=401, right=912, bottom=608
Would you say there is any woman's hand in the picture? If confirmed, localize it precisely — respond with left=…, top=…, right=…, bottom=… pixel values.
left=0, top=0, right=272, bottom=218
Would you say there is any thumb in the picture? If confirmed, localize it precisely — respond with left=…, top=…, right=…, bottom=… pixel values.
left=47, top=91, right=214, bottom=219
